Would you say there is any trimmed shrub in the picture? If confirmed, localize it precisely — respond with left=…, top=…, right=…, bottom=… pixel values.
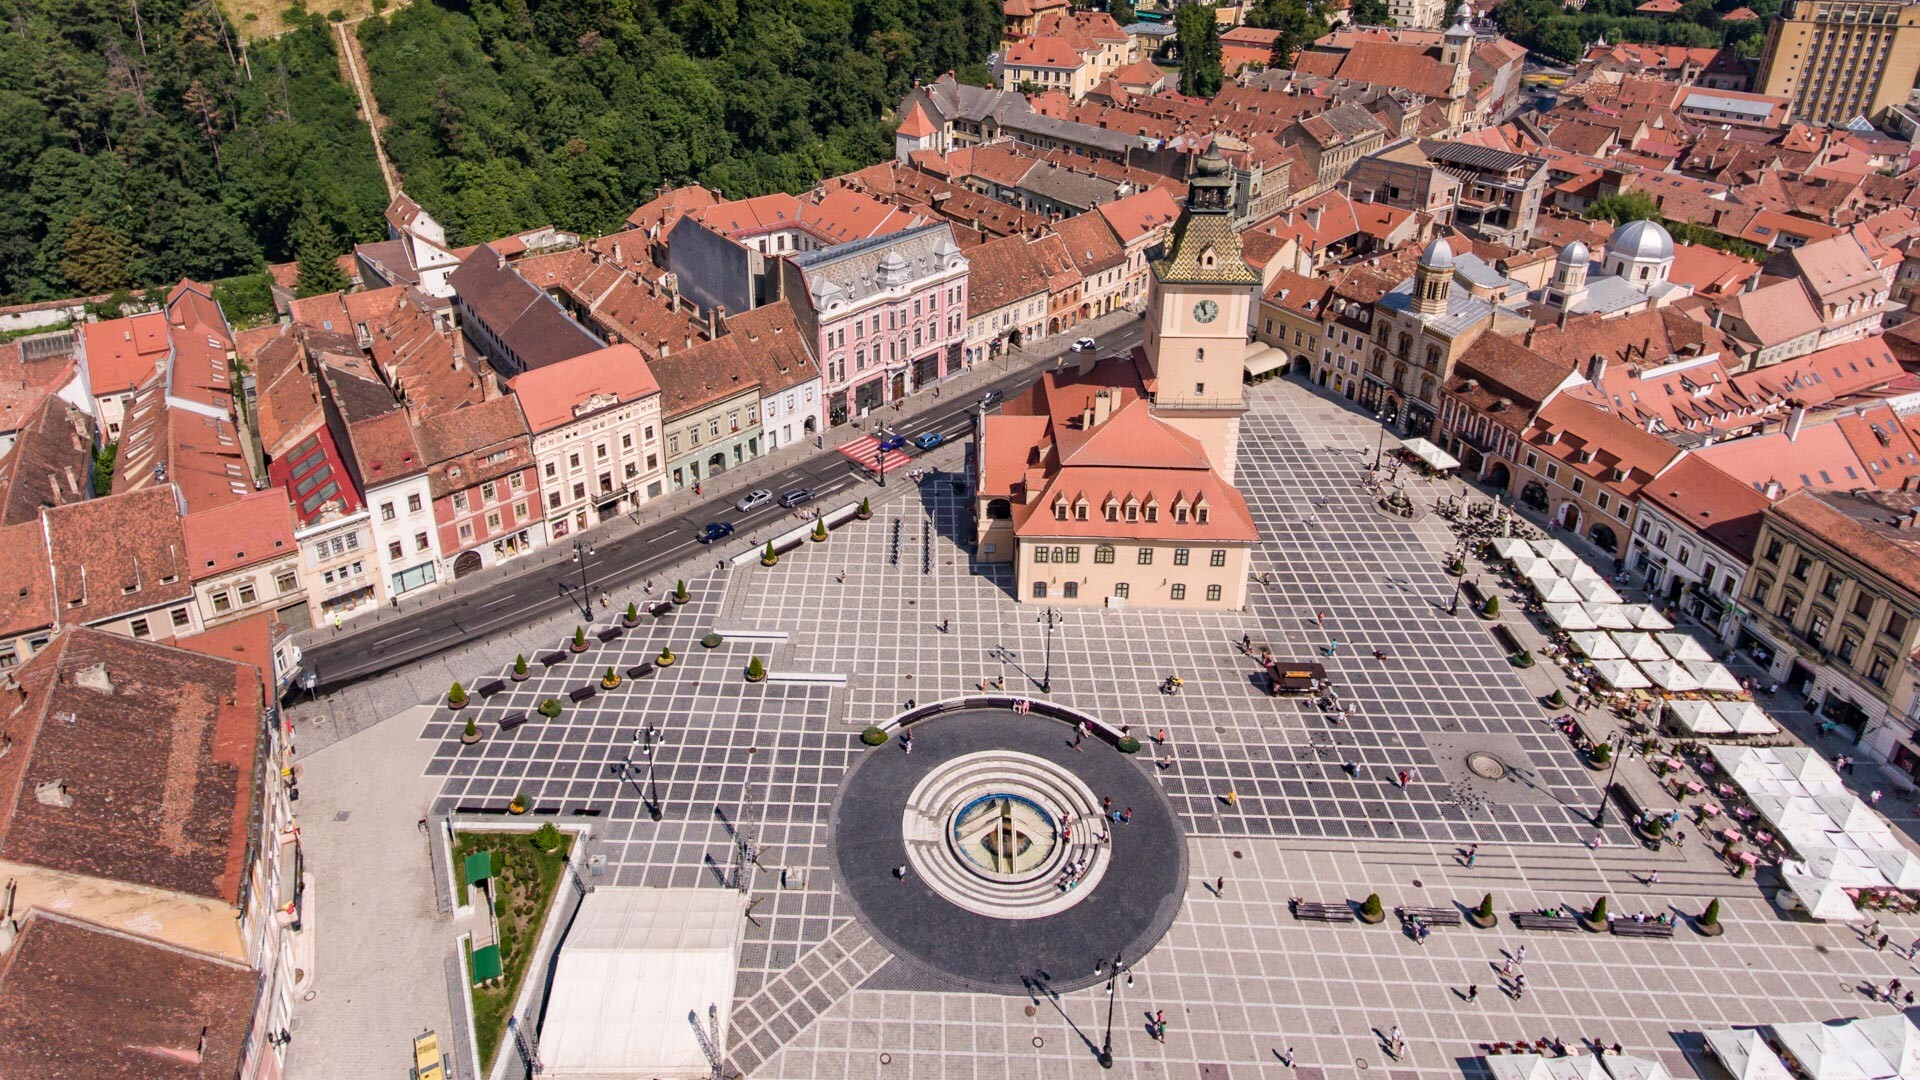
left=463, top=717, right=478, bottom=739
left=746, top=656, right=766, bottom=681
left=1591, top=741, right=1613, bottom=766
left=1482, top=595, right=1500, bottom=617
left=1590, top=896, right=1609, bottom=922
left=762, top=540, right=778, bottom=566
left=858, top=496, right=872, bottom=518
left=572, top=625, right=587, bottom=648
left=1117, top=735, right=1142, bottom=754
left=1701, top=898, right=1721, bottom=927
left=674, top=579, right=689, bottom=602
left=702, top=633, right=723, bottom=648
left=624, top=601, right=638, bottom=623
left=513, top=654, right=528, bottom=677
left=448, top=681, right=467, bottom=707
left=1547, top=689, right=1565, bottom=707
left=1476, top=893, right=1494, bottom=920
left=657, top=647, right=676, bottom=666
left=1510, top=650, right=1535, bottom=669
left=812, top=518, right=828, bottom=542
left=860, top=726, right=890, bottom=746
left=537, top=698, right=563, bottom=718
left=1359, top=893, right=1383, bottom=920
left=531, top=823, right=562, bottom=851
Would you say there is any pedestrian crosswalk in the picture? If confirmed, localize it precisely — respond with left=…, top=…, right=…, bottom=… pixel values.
left=838, top=434, right=915, bottom=474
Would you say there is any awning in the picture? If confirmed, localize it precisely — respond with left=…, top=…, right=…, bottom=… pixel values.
left=1610, top=632, right=1667, bottom=662
left=1493, top=538, right=1533, bottom=562
left=1772, top=1020, right=1879, bottom=1080
left=538, top=887, right=748, bottom=1079
left=1569, top=631, right=1624, bottom=659
left=1715, top=700, right=1777, bottom=734
left=1593, top=658, right=1651, bottom=689
left=464, top=851, right=495, bottom=886
left=1573, top=577, right=1623, bottom=604
left=1603, top=1054, right=1677, bottom=1080
left=1244, top=345, right=1286, bottom=377
left=1780, top=862, right=1863, bottom=921
left=1656, top=632, right=1714, bottom=663
left=1706, top=1029, right=1796, bottom=1080
left=1400, top=436, right=1460, bottom=470
left=1640, top=659, right=1702, bottom=692
left=470, top=943, right=503, bottom=983
left=1615, top=604, right=1674, bottom=630
left=1685, top=660, right=1742, bottom=693
left=1667, top=699, right=1733, bottom=735
left=1545, top=603, right=1598, bottom=630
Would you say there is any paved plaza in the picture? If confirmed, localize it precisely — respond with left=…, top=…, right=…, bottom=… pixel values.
left=303, top=375, right=1920, bottom=1080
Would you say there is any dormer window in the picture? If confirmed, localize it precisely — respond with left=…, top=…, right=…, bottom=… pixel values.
left=1195, top=500, right=1211, bottom=524
left=1104, top=498, right=1119, bottom=522
left=1144, top=500, right=1159, bottom=522
left=1173, top=501, right=1190, bottom=524
left=1124, top=499, right=1139, bottom=522
left=1053, top=499, right=1069, bottom=521
left=1074, top=498, right=1089, bottom=521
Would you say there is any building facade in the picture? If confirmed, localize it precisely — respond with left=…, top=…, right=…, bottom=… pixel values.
left=510, top=344, right=663, bottom=543
left=1755, top=0, right=1920, bottom=127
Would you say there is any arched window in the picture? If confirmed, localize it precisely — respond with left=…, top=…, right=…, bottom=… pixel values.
left=987, top=499, right=1012, bottom=520
left=1094, top=544, right=1115, bottom=563
left=1425, top=344, right=1441, bottom=370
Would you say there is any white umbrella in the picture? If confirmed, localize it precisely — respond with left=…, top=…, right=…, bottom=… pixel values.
left=1547, top=1058, right=1611, bottom=1080
left=1493, top=538, right=1534, bottom=562
left=1715, top=701, right=1778, bottom=735
left=1594, top=659, right=1651, bottom=689
left=1586, top=604, right=1635, bottom=629
left=1546, top=603, right=1599, bottom=630
left=1779, top=864, right=1863, bottom=921
left=1852, top=1014, right=1920, bottom=1080
left=1611, top=632, right=1667, bottom=662
left=1538, top=578, right=1585, bottom=604
left=1667, top=698, right=1731, bottom=735
left=1641, top=659, right=1702, bottom=692
left=1706, top=1029, right=1796, bottom=1080
left=1814, top=795, right=1885, bottom=834
left=1574, top=576, right=1623, bottom=604
left=1570, top=631, right=1625, bottom=659
left=1490, top=1056, right=1557, bottom=1080
left=1776, top=747, right=1845, bottom=793
left=1532, top=538, right=1576, bottom=561
left=1513, top=554, right=1551, bottom=578
left=1547, top=554, right=1585, bottom=576
left=1866, top=846, right=1920, bottom=890
left=1685, top=660, right=1742, bottom=693
left=1617, top=604, right=1674, bottom=630
left=1603, top=1054, right=1677, bottom=1080
left=1773, top=1021, right=1874, bottom=1080
left=1751, top=791, right=1824, bottom=833
left=1656, top=633, right=1714, bottom=663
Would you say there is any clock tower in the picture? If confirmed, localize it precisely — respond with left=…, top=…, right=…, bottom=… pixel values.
left=1143, top=146, right=1261, bottom=480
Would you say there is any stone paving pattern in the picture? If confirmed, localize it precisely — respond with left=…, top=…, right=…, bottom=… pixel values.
left=372, top=377, right=1920, bottom=1079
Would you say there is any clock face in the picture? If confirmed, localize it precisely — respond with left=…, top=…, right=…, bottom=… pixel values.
left=1193, top=300, right=1219, bottom=324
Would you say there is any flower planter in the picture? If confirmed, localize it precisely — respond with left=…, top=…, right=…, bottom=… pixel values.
left=656, top=652, right=676, bottom=667
left=508, top=798, right=529, bottom=815
left=1584, top=754, right=1611, bottom=772
left=622, top=615, right=639, bottom=627
left=602, top=676, right=622, bottom=690
left=1695, top=919, right=1725, bottom=937
left=570, top=641, right=588, bottom=654
left=511, top=670, right=529, bottom=683
left=1466, top=910, right=1498, bottom=930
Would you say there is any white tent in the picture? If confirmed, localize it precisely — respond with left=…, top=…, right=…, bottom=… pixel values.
left=1685, top=660, right=1743, bottom=693
left=1401, top=436, right=1460, bottom=471
left=1603, top=1057, right=1677, bottom=1080
left=1490, top=1056, right=1558, bottom=1080
left=1547, top=554, right=1587, bottom=577
left=1586, top=604, right=1636, bottom=629
left=1537, top=578, right=1586, bottom=604
left=1656, top=633, right=1714, bottom=663
left=1773, top=1021, right=1879, bottom=1080
left=1641, top=659, right=1703, bottom=692
left=1616, top=604, right=1674, bottom=630
left=1815, top=794, right=1887, bottom=835
left=1866, top=846, right=1920, bottom=891
left=1593, top=659, right=1652, bottom=689
left=1714, top=701, right=1778, bottom=735
left=1667, top=698, right=1733, bottom=735
left=1706, top=1029, right=1797, bottom=1080
left=1533, top=538, right=1577, bottom=562
left=1749, top=791, right=1825, bottom=834
left=1514, top=554, right=1552, bottom=578
left=1494, top=538, right=1534, bottom=562
left=1574, top=576, right=1624, bottom=604
left=1243, top=345, right=1286, bottom=378
left=1546, top=603, right=1600, bottom=630
left=1780, top=862, right=1864, bottom=921
left=537, top=887, right=748, bottom=1080
left=1570, top=631, right=1626, bottom=659
left=1854, top=1012, right=1920, bottom=1078
left=1547, top=1057, right=1611, bottom=1080
left=1776, top=747, right=1845, bottom=792
left=1611, top=632, right=1667, bottom=662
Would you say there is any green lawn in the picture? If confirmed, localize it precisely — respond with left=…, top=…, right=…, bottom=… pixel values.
left=453, top=828, right=574, bottom=1073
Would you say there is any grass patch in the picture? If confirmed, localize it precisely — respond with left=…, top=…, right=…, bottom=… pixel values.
left=212, top=270, right=279, bottom=329
left=452, top=828, right=574, bottom=1073
left=0, top=320, right=72, bottom=345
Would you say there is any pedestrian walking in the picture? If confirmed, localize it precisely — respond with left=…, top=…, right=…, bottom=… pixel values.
left=1417, top=923, right=1430, bottom=946
left=1156, top=1019, right=1167, bottom=1042
left=1591, top=832, right=1605, bottom=850
left=836, top=570, right=847, bottom=584
left=1467, top=984, right=1478, bottom=1003
left=901, top=730, right=913, bottom=755
left=1153, top=728, right=1168, bottom=744
left=1072, top=728, right=1083, bottom=751
left=1907, top=935, right=1920, bottom=960
left=1872, top=789, right=1884, bottom=805
left=1465, top=843, right=1478, bottom=868
left=1122, top=807, right=1133, bottom=824
left=1241, top=632, right=1253, bottom=654
left=1324, top=639, right=1341, bottom=656
left=1515, top=944, right=1526, bottom=963
left=1373, top=647, right=1388, bottom=661
left=1500, top=958, right=1513, bottom=978
left=1389, top=1025, right=1404, bottom=1057
left=1514, top=973, right=1527, bottom=999
left=1225, top=789, right=1238, bottom=807
left=1645, top=870, right=1659, bottom=886
left=1398, top=769, right=1411, bottom=788
left=1316, top=611, right=1326, bottom=627
left=1215, top=875, right=1225, bottom=895
left=895, top=864, right=908, bottom=881
left=1342, top=759, right=1358, bottom=776
left=1281, top=1046, right=1295, bottom=1068
left=1880, top=933, right=1892, bottom=952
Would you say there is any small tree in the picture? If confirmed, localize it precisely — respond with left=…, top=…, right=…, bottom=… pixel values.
left=1700, top=897, right=1722, bottom=927
left=1117, top=735, right=1142, bottom=754
left=531, top=823, right=562, bottom=851
left=746, top=655, right=766, bottom=681
left=448, top=681, right=467, bottom=707
left=604, top=666, right=619, bottom=686
left=861, top=726, right=890, bottom=745
left=1547, top=689, right=1565, bottom=707
left=463, top=717, right=478, bottom=740
left=1359, top=893, right=1383, bottom=920
left=1590, top=896, right=1609, bottom=923
left=813, top=517, right=828, bottom=542
left=1476, top=893, right=1494, bottom=920
left=674, top=579, right=689, bottom=602
left=573, top=625, right=587, bottom=648
left=1591, top=741, right=1613, bottom=766
left=1482, top=595, right=1500, bottom=617
left=514, top=654, right=528, bottom=677
left=858, top=496, right=872, bottom=518
left=658, top=646, right=675, bottom=666
left=762, top=540, right=778, bottom=566
left=624, top=600, right=638, bottom=623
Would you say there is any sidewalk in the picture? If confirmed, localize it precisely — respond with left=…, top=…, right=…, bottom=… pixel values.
left=294, top=309, right=1139, bottom=654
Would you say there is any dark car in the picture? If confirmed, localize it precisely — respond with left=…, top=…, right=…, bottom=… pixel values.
left=878, top=434, right=908, bottom=452
left=978, top=389, right=1004, bottom=408
left=699, top=522, right=734, bottom=544
left=913, top=431, right=944, bottom=450
left=778, top=487, right=815, bottom=508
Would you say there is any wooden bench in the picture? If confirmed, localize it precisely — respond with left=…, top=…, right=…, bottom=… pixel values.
left=1513, top=913, right=1581, bottom=932
left=539, top=651, right=569, bottom=667
left=1291, top=901, right=1355, bottom=922
left=648, top=601, right=674, bottom=618
left=597, top=626, right=624, bottom=642
left=474, top=679, right=507, bottom=698
left=1610, top=919, right=1675, bottom=938
left=626, top=662, right=656, bottom=680
left=568, top=686, right=597, bottom=703
left=1396, top=905, right=1463, bottom=926
left=498, top=713, right=527, bottom=731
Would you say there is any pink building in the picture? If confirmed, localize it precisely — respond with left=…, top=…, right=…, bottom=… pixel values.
left=778, top=223, right=970, bottom=424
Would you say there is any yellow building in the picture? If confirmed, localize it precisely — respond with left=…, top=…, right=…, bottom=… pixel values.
left=973, top=148, right=1262, bottom=610
left=1755, top=0, right=1920, bottom=127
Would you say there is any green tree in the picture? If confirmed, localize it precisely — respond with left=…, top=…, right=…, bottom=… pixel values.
left=59, top=215, right=134, bottom=295
left=1250, top=0, right=1329, bottom=68
left=292, top=203, right=348, bottom=298
left=1177, top=4, right=1224, bottom=97
left=91, top=442, right=117, bottom=494
left=1348, top=0, right=1394, bottom=23
left=1110, top=0, right=1138, bottom=25
left=1585, top=191, right=1661, bottom=225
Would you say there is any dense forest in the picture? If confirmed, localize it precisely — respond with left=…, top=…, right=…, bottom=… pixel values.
left=0, top=0, right=388, bottom=304
left=356, top=0, right=1001, bottom=246
left=1490, top=0, right=1774, bottom=64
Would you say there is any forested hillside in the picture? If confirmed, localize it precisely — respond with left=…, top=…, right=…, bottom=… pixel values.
left=357, top=0, right=1000, bottom=246
left=0, top=0, right=387, bottom=304
left=1491, top=0, right=1772, bottom=64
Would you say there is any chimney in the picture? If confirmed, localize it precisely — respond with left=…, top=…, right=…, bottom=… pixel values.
left=1586, top=352, right=1607, bottom=382
left=33, top=779, right=71, bottom=808
left=1711, top=306, right=1723, bottom=329
left=1306, top=206, right=1323, bottom=230
left=1785, top=403, right=1806, bottom=442
left=612, top=241, right=624, bottom=263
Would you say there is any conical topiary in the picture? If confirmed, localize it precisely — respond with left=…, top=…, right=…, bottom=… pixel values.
left=1482, top=595, right=1500, bottom=617
left=1476, top=893, right=1494, bottom=920
left=858, top=496, right=872, bottom=518
left=572, top=624, right=586, bottom=648
left=1701, top=898, right=1721, bottom=926
left=1359, top=893, right=1383, bottom=921
left=762, top=540, right=778, bottom=566
left=514, top=654, right=528, bottom=677
left=812, top=517, right=828, bottom=542
left=625, top=600, right=638, bottom=622
left=746, top=655, right=766, bottom=681
left=1590, top=896, right=1608, bottom=922
left=674, top=579, right=688, bottom=602
left=1547, top=689, right=1565, bottom=707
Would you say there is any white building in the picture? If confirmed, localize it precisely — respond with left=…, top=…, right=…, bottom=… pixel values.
left=347, top=410, right=444, bottom=599
left=510, top=343, right=666, bottom=540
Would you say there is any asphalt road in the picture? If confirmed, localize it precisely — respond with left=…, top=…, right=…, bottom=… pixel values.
left=304, top=321, right=1145, bottom=692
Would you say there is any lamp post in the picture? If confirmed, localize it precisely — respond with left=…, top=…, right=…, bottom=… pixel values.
left=1448, top=544, right=1469, bottom=615
left=1039, top=607, right=1061, bottom=693
left=1591, top=729, right=1621, bottom=828
left=637, top=721, right=664, bottom=821
left=1096, top=951, right=1131, bottom=1069
left=571, top=540, right=596, bottom=619
left=877, top=444, right=888, bottom=487
left=1371, top=411, right=1389, bottom=471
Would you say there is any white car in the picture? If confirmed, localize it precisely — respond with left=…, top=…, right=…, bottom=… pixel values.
left=1070, top=337, right=1097, bottom=352
left=735, top=489, right=774, bottom=512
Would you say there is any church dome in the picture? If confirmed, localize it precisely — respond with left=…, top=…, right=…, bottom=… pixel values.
left=1557, top=239, right=1590, bottom=267
left=1606, top=219, right=1674, bottom=263
left=1193, top=147, right=1230, bottom=180
left=1418, top=237, right=1454, bottom=271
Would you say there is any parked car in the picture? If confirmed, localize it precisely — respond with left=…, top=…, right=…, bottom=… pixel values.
left=699, top=522, right=734, bottom=544
left=778, top=487, right=815, bottom=508
left=914, top=431, right=944, bottom=450
left=1070, top=337, right=1097, bottom=352
left=978, top=389, right=1004, bottom=408
left=878, top=434, right=908, bottom=452
left=735, top=489, right=774, bottom=512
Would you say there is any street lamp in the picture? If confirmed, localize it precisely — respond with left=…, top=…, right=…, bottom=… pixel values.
left=1096, top=951, right=1132, bottom=1069
left=876, top=444, right=888, bottom=487
left=1371, top=412, right=1389, bottom=471
left=1448, top=544, right=1469, bottom=615
left=571, top=540, right=596, bottom=619
left=1591, top=729, right=1622, bottom=828
left=1038, top=607, right=1061, bottom=693
left=635, top=721, right=664, bottom=821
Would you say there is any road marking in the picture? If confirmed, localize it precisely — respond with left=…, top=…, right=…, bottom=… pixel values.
left=479, top=595, right=517, bottom=609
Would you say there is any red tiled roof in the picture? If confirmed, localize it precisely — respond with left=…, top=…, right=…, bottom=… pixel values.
left=1095, top=187, right=1181, bottom=244
left=182, top=488, right=298, bottom=581
left=80, top=310, right=169, bottom=398
left=44, top=486, right=192, bottom=625
left=1639, top=456, right=1769, bottom=558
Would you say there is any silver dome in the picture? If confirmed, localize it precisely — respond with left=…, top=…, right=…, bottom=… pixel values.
left=1557, top=239, right=1590, bottom=266
left=1418, top=237, right=1455, bottom=270
left=1606, top=219, right=1674, bottom=263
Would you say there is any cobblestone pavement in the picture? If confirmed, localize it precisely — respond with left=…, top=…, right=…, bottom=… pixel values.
left=330, top=374, right=1920, bottom=1079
